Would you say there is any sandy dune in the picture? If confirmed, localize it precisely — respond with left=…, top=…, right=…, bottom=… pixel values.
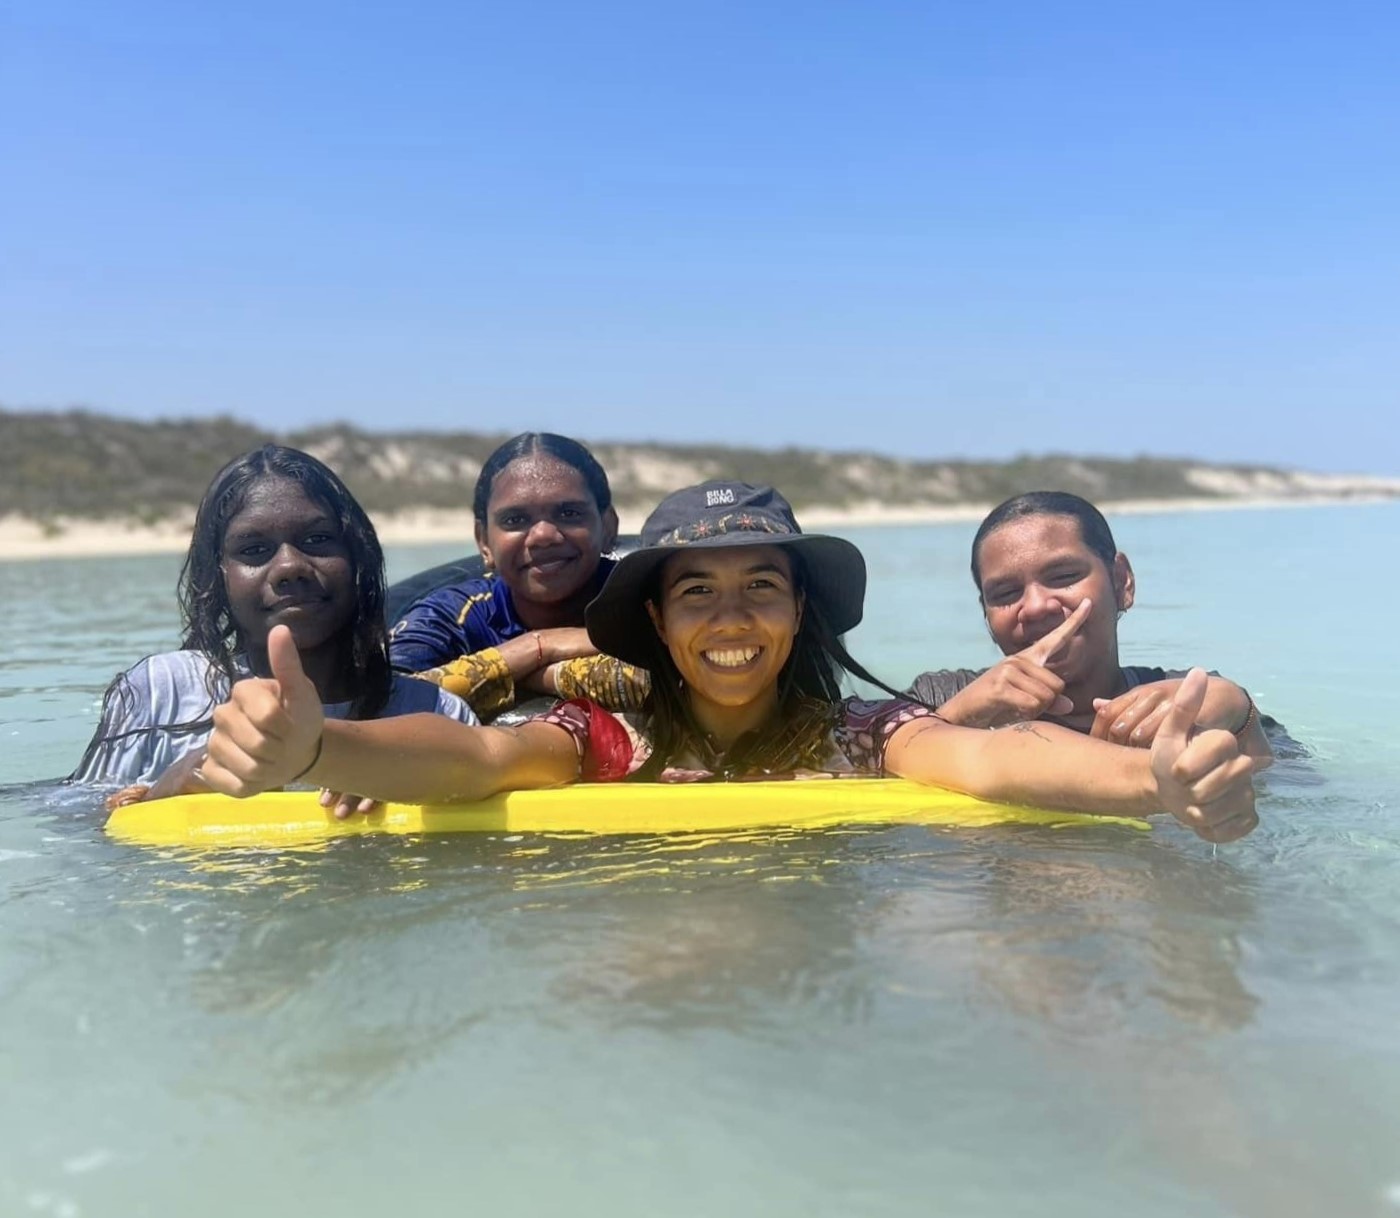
left=4, top=486, right=1397, bottom=562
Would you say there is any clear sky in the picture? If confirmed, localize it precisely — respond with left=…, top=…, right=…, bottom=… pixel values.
left=3, top=0, right=1398, bottom=473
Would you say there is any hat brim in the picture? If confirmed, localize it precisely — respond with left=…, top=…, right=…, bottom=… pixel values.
left=585, top=532, right=867, bottom=668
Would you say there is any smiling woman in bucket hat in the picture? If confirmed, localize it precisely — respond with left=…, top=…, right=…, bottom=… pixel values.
left=585, top=481, right=865, bottom=667
left=570, top=480, right=928, bottom=781
left=196, top=480, right=1262, bottom=843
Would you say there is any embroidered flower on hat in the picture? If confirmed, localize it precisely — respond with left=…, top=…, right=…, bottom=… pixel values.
left=658, top=513, right=792, bottom=545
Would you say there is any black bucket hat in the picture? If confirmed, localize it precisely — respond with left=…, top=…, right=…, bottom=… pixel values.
left=585, top=481, right=867, bottom=667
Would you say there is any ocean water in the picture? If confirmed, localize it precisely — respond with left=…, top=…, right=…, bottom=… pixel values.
left=2, top=503, right=1398, bottom=1217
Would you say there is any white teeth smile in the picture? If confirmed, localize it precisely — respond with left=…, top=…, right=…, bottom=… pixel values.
left=703, top=647, right=761, bottom=668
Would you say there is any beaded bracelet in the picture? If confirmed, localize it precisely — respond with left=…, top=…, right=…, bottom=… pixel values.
left=1233, top=694, right=1258, bottom=740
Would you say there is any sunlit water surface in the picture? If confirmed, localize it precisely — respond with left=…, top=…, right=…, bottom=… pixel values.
left=2, top=504, right=1398, bottom=1217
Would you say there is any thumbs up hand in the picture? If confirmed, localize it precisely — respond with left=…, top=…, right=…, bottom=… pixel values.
left=1149, top=668, right=1259, bottom=842
left=201, top=625, right=327, bottom=798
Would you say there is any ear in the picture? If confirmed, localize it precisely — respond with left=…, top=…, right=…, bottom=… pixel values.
left=474, top=519, right=495, bottom=574
left=645, top=598, right=666, bottom=646
left=1113, top=553, right=1135, bottom=614
left=600, top=505, right=619, bottom=553
left=794, top=587, right=805, bottom=634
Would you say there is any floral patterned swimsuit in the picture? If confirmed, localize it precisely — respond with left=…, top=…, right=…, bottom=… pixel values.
left=539, top=695, right=937, bottom=783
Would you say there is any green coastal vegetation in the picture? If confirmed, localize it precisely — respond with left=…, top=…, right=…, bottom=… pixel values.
left=3, top=407, right=1395, bottom=531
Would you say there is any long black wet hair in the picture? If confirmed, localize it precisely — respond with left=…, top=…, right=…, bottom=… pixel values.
left=179, top=444, right=392, bottom=717
left=472, top=432, right=613, bottom=524
left=627, top=550, right=920, bottom=780
left=970, top=491, right=1119, bottom=593
left=73, top=446, right=392, bottom=782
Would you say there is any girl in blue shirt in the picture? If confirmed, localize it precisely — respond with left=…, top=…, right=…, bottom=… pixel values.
left=388, top=432, right=646, bottom=719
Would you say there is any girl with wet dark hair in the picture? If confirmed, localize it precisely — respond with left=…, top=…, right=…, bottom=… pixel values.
left=199, top=481, right=1263, bottom=844
left=908, top=491, right=1273, bottom=764
left=73, top=444, right=477, bottom=804
left=389, top=431, right=648, bottom=720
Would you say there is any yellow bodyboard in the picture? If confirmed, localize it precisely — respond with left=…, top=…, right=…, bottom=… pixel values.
left=105, top=780, right=1149, bottom=849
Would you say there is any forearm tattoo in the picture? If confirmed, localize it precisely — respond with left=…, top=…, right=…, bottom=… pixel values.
left=1009, top=722, right=1054, bottom=744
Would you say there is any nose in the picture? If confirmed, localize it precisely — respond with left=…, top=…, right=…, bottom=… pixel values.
left=1018, top=581, right=1066, bottom=625
left=525, top=517, right=565, bottom=548
left=269, top=542, right=313, bottom=585
left=708, top=588, right=755, bottom=632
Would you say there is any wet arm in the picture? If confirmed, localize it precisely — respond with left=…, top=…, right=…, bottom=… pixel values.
left=107, top=752, right=213, bottom=809
left=885, top=716, right=1159, bottom=815
left=890, top=686, right=1259, bottom=842
left=1198, top=678, right=1274, bottom=768
left=143, top=751, right=213, bottom=801
left=490, top=627, right=597, bottom=679
left=300, top=716, right=580, bottom=804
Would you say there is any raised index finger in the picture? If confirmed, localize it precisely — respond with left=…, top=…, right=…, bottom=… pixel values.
left=1026, top=598, right=1093, bottom=667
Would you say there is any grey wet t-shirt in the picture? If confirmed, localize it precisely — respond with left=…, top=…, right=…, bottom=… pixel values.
left=73, top=649, right=478, bottom=787
left=906, top=665, right=1175, bottom=709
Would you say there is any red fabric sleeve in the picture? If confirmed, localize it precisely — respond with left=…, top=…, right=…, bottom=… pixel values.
left=540, top=697, right=636, bottom=782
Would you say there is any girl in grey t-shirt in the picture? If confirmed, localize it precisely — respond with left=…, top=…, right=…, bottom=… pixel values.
left=73, top=444, right=476, bottom=804
left=907, top=492, right=1273, bottom=765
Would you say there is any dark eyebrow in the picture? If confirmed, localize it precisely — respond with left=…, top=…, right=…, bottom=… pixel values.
left=666, top=561, right=789, bottom=590
left=494, top=498, right=591, bottom=515
left=666, top=566, right=715, bottom=588
left=1036, top=547, right=1089, bottom=565
left=224, top=514, right=338, bottom=543
left=1032, top=556, right=1091, bottom=579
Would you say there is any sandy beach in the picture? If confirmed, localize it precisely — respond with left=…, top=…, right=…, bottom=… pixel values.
left=2, top=491, right=1396, bottom=562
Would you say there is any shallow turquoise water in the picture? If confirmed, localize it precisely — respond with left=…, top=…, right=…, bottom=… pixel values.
left=2, top=504, right=1398, bottom=1217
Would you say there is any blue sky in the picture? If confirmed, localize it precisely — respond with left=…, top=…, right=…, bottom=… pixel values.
left=3, top=0, right=1398, bottom=472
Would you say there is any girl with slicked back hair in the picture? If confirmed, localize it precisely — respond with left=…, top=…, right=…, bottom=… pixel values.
left=388, top=431, right=649, bottom=720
